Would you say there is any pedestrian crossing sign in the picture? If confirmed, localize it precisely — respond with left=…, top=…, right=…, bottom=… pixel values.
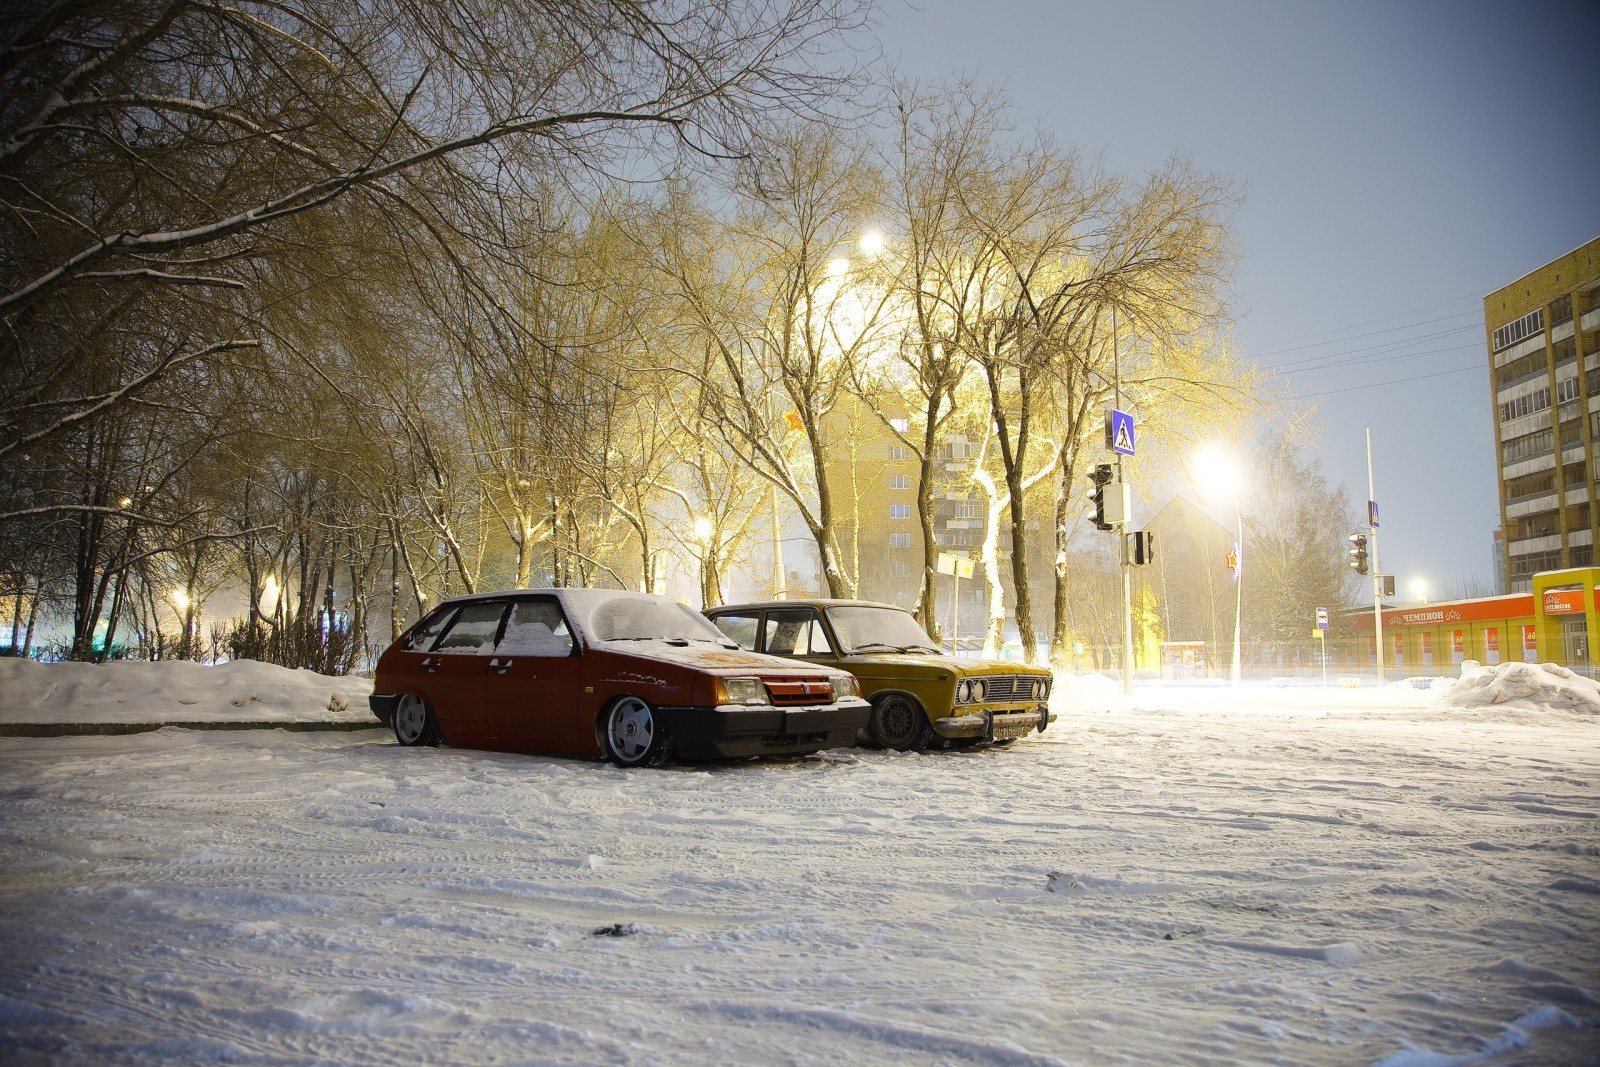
left=1107, top=409, right=1136, bottom=457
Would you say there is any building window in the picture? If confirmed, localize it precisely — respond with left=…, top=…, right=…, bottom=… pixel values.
left=1551, top=293, right=1573, bottom=325
left=957, top=502, right=983, bottom=519
left=1496, top=349, right=1549, bottom=388
left=1492, top=308, right=1545, bottom=352
left=891, top=561, right=913, bottom=577
left=889, top=474, right=911, bottom=490
left=889, top=504, right=911, bottom=519
left=889, top=445, right=908, bottom=461
left=1557, top=377, right=1580, bottom=404
left=889, top=532, right=911, bottom=548
left=890, top=417, right=910, bottom=433
left=1505, top=469, right=1556, bottom=502
left=1501, top=427, right=1553, bottom=464
left=1499, top=386, right=1549, bottom=423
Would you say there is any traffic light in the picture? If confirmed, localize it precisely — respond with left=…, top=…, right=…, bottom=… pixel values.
left=1133, top=530, right=1155, bottom=565
left=1087, top=464, right=1113, bottom=531
left=1347, top=533, right=1369, bottom=575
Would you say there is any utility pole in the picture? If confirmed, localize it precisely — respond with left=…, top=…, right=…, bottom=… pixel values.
left=1367, top=428, right=1384, bottom=681
left=1114, top=309, right=1134, bottom=696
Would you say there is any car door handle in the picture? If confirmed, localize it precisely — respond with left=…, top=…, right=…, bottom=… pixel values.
left=489, top=658, right=513, bottom=674
left=420, top=657, right=439, bottom=673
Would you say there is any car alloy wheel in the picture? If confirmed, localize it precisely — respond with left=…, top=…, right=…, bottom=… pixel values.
left=603, top=696, right=672, bottom=767
left=392, top=693, right=440, bottom=747
left=870, top=693, right=934, bottom=752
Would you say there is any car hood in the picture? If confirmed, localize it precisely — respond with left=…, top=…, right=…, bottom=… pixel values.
left=843, top=653, right=1051, bottom=678
left=594, top=640, right=833, bottom=677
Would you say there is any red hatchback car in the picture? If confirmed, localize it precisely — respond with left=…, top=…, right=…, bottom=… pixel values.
left=369, top=588, right=871, bottom=766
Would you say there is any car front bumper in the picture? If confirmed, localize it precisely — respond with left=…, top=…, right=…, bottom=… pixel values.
left=658, top=699, right=872, bottom=760
left=369, top=693, right=398, bottom=725
left=934, top=705, right=1054, bottom=741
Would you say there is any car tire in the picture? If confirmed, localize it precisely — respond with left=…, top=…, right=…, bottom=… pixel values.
left=602, top=696, right=674, bottom=767
left=392, top=693, right=441, bottom=747
left=869, top=693, right=934, bottom=752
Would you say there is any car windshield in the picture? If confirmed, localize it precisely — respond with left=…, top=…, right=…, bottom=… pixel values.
left=825, top=605, right=941, bottom=654
left=588, top=596, right=731, bottom=645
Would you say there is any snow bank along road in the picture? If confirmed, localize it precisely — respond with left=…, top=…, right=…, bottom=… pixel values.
left=1, top=698, right=1597, bottom=1064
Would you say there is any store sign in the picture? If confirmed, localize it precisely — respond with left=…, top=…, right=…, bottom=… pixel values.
left=1486, top=627, right=1500, bottom=665
left=1451, top=629, right=1464, bottom=664
left=1542, top=589, right=1585, bottom=615
left=1421, top=631, right=1433, bottom=666
left=1522, top=624, right=1537, bottom=663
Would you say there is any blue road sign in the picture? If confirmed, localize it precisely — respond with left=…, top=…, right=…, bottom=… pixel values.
left=1368, top=500, right=1380, bottom=528
left=1316, top=607, right=1329, bottom=630
left=1108, top=409, right=1136, bottom=457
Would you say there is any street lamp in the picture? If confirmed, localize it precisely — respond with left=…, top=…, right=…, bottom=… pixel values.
left=1411, top=578, right=1429, bottom=605
left=1195, top=447, right=1244, bottom=687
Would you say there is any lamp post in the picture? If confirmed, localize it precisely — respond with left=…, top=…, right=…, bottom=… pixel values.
left=1196, top=448, right=1244, bottom=686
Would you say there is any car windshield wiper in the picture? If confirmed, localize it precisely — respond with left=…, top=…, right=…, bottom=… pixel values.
left=903, top=644, right=941, bottom=654
left=849, top=641, right=905, bottom=653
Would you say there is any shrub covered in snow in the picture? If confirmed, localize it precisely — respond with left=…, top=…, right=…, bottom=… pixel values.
left=1432, top=661, right=1600, bottom=716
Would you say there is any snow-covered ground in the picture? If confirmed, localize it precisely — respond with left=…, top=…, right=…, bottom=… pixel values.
left=1, top=660, right=1596, bottom=1065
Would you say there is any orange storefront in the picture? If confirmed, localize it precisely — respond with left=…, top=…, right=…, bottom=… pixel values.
left=1336, top=567, right=1600, bottom=674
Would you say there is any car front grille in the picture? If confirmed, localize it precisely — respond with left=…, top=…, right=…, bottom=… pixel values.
left=765, top=679, right=835, bottom=706
left=981, top=676, right=1036, bottom=702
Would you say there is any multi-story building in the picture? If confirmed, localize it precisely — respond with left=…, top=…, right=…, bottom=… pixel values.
left=1487, top=237, right=1600, bottom=592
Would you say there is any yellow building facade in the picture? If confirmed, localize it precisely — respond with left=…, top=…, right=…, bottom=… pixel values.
left=1486, top=236, right=1600, bottom=591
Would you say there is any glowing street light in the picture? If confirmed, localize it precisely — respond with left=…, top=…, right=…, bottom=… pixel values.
left=260, top=575, right=281, bottom=615
left=1411, top=578, right=1429, bottom=605
left=858, top=230, right=885, bottom=257
left=1194, top=447, right=1245, bottom=687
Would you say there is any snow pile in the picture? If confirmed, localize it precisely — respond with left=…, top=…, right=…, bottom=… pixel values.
left=0, top=656, right=374, bottom=726
left=1432, top=660, right=1600, bottom=717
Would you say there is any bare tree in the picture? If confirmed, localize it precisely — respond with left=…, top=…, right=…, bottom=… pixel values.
left=0, top=0, right=868, bottom=655
left=656, top=130, right=892, bottom=598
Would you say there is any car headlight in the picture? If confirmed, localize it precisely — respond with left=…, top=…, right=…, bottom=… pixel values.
left=830, top=674, right=861, bottom=701
left=970, top=679, right=985, bottom=703
left=720, top=677, right=768, bottom=705
left=956, top=680, right=971, bottom=703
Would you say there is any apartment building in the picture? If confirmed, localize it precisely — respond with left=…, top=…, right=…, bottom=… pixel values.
left=1487, top=237, right=1600, bottom=592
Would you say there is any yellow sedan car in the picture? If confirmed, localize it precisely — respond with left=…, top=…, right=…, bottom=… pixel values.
left=705, top=600, right=1055, bottom=752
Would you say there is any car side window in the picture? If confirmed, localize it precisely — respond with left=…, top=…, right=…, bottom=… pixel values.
left=762, top=609, right=834, bottom=656
left=710, top=613, right=760, bottom=651
left=496, top=599, right=574, bottom=656
left=403, top=606, right=457, bottom=652
left=434, top=600, right=507, bottom=655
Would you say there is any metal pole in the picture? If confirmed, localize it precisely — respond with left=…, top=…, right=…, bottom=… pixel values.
left=1367, top=428, right=1384, bottom=681
left=952, top=572, right=960, bottom=657
left=1114, top=307, right=1134, bottom=695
